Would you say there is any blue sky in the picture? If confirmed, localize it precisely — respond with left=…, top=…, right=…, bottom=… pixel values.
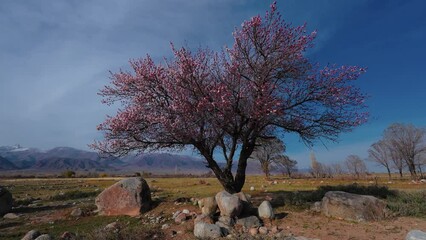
left=1, top=0, right=425, bottom=170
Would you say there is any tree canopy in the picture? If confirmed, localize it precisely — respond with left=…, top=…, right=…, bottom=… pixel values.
left=93, top=2, right=368, bottom=193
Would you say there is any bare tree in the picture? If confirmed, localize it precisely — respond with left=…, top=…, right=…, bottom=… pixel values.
left=274, top=155, right=298, bottom=178
left=250, top=138, right=285, bottom=179
left=368, top=140, right=392, bottom=179
left=310, top=151, right=325, bottom=178
left=383, top=123, right=426, bottom=179
left=331, top=163, right=344, bottom=176
left=345, top=155, right=367, bottom=179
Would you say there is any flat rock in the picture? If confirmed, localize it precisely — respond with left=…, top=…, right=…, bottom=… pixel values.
left=3, top=213, right=19, bottom=219
left=21, top=230, right=41, bottom=240
left=95, top=177, right=151, bottom=216
left=194, top=222, right=223, bottom=239
left=320, top=191, right=387, bottom=222
left=406, top=230, right=426, bottom=240
left=235, top=215, right=261, bottom=228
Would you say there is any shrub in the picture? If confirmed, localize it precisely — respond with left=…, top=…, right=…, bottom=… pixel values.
left=62, top=170, right=76, bottom=178
left=50, top=190, right=99, bottom=201
left=387, top=191, right=426, bottom=218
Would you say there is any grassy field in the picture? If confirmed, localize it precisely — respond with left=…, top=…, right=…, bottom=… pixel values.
left=1, top=175, right=426, bottom=239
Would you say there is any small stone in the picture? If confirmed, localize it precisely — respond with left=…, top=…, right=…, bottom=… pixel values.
left=60, top=231, right=76, bottom=240
left=250, top=186, right=255, bottom=191
left=70, top=208, right=83, bottom=217
left=385, top=225, right=396, bottom=231
left=249, top=227, right=259, bottom=236
left=177, top=231, right=183, bottom=235
left=161, top=224, right=170, bottom=229
left=3, top=213, right=19, bottom=219
left=182, top=209, right=190, bottom=214
left=172, top=210, right=181, bottom=219
left=259, top=226, right=268, bottom=234
left=194, top=222, right=223, bottom=239
left=21, top=230, right=41, bottom=240
left=174, top=212, right=187, bottom=223
left=258, top=201, right=274, bottom=219
left=271, top=225, right=279, bottom=234
left=104, top=222, right=119, bottom=231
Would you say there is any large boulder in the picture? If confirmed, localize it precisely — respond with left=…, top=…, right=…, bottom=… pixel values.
left=95, top=177, right=151, bottom=216
left=0, top=186, right=13, bottom=216
left=198, top=197, right=218, bottom=216
left=320, top=191, right=387, bottom=222
left=258, top=200, right=274, bottom=219
left=194, top=222, right=223, bottom=239
left=215, top=190, right=242, bottom=217
left=406, top=230, right=426, bottom=240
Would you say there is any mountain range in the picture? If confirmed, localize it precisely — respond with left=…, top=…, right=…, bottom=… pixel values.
left=0, top=145, right=263, bottom=175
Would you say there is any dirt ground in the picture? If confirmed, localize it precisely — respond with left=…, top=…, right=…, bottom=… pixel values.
left=1, top=176, right=426, bottom=239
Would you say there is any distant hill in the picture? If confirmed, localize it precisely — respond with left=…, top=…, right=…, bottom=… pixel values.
left=0, top=145, right=265, bottom=175
left=32, top=157, right=109, bottom=171
left=0, top=156, right=17, bottom=170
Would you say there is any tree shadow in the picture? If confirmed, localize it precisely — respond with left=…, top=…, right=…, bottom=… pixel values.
left=13, top=204, right=71, bottom=214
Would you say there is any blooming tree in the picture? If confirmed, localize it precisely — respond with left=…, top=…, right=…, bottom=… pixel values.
left=92, top=3, right=368, bottom=193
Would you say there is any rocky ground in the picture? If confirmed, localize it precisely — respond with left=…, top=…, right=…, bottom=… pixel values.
left=1, top=176, right=426, bottom=239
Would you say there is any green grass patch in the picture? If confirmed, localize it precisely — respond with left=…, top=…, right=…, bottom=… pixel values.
left=50, top=190, right=99, bottom=201
left=387, top=190, right=426, bottom=218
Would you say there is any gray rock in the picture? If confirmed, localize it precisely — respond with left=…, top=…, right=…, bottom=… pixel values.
left=259, top=226, right=268, bottom=234
left=215, top=191, right=242, bottom=217
left=406, top=230, right=426, bottom=240
left=21, top=230, right=40, bottom=240
left=95, top=177, right=151, bottom=216
left=34, top=234, right=52, bottom=240
left=0, top=186, right=13, bottom=216
left=235, top=215, right=261, bottom=228
left=233, top=192, right=252, bottom=215
left=320, top=191, right=388, bottom=222
left=3, top=213, right=19, bottom=219
left=198, top=197, right=218, bottom=216
left=194, top=222, right=223, bottom=239
left=70, top=208, right=83, bottom=217
left=258, top=200, right=274, bottom=219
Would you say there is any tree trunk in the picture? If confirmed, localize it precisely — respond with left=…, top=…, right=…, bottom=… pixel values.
left=399, top=169, right=403, bottom=178
left=386, top=167, right=392, bottom=180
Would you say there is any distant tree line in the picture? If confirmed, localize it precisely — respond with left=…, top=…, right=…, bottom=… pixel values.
left=368, top=123, right=426, bottom=180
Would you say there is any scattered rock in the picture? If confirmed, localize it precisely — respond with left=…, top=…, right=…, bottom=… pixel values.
left=406, top=230, right=426, bottom=240
left=3, top=213, right=19, bottom=219
left=182, top=209, right=190, bottom=214
left=250, top=186, right=255, bottom=191
left=161, top=224, right=170, bottom=230
left=258, top=200, right=274, bottom=219
left=95, top=177, right=151, bottom=216
left=0, top=186, right=13, bottom=216
left=249, top=227, right=259, bottom=236
left=21, top=230, right=41, bottom=240
left=60, top=231, right=77, bottom=240
left=104, top=222, right=120, bottom=231
left=258, top=226, right=268, bottom=234
left=34, top=234, right=52, bottom=240
left=235, top=215, right=261, bottom=228
left=215, top=191, right=242, bottom=217
left=70, top=208, right=83, bottom=217
left=198, top=197, right=218, bottom=216
left=320, top=191, right=388, bottom=222
left=175, top=212, right=188, bottom=223
left=194, top=222, right=223, bottom=239
left=172, top=210, right=181, bottom=219
left=271, top=225, right=279, bottom=234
